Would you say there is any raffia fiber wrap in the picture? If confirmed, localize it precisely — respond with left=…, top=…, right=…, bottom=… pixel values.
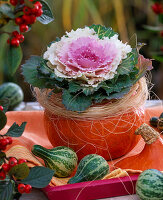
left=34, top=77, right=148, bottom=120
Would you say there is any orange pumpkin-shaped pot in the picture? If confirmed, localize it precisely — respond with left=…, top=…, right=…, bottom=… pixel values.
left=44, top=108, right=144, bottom=161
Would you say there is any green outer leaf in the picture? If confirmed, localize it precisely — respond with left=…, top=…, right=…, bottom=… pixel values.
left=0, top=110, right=7, bottom=130
left=9, top=163, right=30, bottom=179
left=62, top=89, right=92, bottom=112
left=68, top=81, right=81, bottom=93
left=0, top=4, right=15, bottom=19
left=106, top=87, right=131, bottom=100
left=22, top=56, right=46, bottom=88
left=7, top=45, right=23, bottom=75
left=48, top=37, right=61, bottom=47
left=0, top=179, right=14, bottom=200
left=5, top=122, right=27, bottom=137
left=22, top=166, right=54, bottom=188
left=117, top=49, right=138, bottom=75
left=89, top=24, right=118, bottom=39
left=37, top=0, right=54, bottom=24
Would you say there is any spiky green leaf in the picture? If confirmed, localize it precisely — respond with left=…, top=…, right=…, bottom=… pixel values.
left=89, top=24, right=118, bottom=39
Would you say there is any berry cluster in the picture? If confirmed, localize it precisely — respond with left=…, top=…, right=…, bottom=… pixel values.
left=0, top=158, right=27, bottom=180
left=0, top=105, right=32, bottom=194
left=8, top=0, right=43, bottom=47
left=151, top=2, right=163, bottom=14
left=0, top=136, right=13, bottom=150
left=7, top=31, right=24, bottom=47
left=18, top=183, right=32, bottom=194
left=0, top=158, right=31, bottom=193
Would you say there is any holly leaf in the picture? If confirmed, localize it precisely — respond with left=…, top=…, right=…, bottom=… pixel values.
left=62, top=89, right=92, bottom=111
left=6, top=45, right=23, bottom=75
left=117, top=49, right=138, bottom=75
left=89, top=24, right=118, bottom=39
left=0, top=99, right=9, bottom=113
left=0, top=152, right=6, bottom=159
left=0, top=110, right=7, bottom=130
left=0, top=4, right=15, bottom=19
left=0, top=179, right=15, bottom=200
left=9, top=163, right=30, bottom=179
left=5, top=122, right=27, bottom=137
left=21, top=166, right=54, bottom=188
left=37, top=0, right=54, bottom=24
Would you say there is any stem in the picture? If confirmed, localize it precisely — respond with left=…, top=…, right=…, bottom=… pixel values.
left=135, top=123, right=160, bottom=144
left=0, top=31, right=11, bottom=35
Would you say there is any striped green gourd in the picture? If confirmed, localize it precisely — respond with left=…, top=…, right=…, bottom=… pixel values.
left=32, top=145, right=78, bottom=178
left=68, top=154, right=109, bottom=184
left=136, top=169, right=163, bottom=200
left=0, top=82, right=24, bottom=110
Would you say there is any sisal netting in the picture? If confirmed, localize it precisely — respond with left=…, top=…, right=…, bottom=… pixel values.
left=34, top=77, right=148, bottom=120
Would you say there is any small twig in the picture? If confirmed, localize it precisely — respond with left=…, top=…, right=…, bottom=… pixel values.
left=0, top=31, right=11, bottom=35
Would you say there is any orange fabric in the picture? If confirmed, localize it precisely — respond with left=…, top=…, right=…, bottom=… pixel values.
left=1, top=106, right=163, bottom=186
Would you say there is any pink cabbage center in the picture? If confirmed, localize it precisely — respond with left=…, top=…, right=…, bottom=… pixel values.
left=58, top=37, right=118, bottom=74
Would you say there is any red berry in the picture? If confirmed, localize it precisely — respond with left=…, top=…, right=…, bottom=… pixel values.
left=25, top=184, right=32, bottom=193
left=9, top=157, right=17, bottom=167
left=6, top=137, right=13, bottom=145
left=0, top=139, right=8, bottom=147
left=15, top=17, right=23, bottom=25
left=12, top=31, right=19, bottom=37
left=0, top=145, right=6, bottom=150
left=0, top=106, right=3, bottom=111
left=35, top=9, right=43, bottom=17
left=18, top=159, right=27, bottom=164
left=29, top=15, right=36, bottom=24
left=7, top=39, right=10, bottom=44
left=35, top=1, right=42, bottom=9
left=19, top=24, right=29, bottom=32
left=31, top=4, right=39, bottom=14
left=151, top=3, right=163, bottom=14
left=23, top=6, right=32, bottom=15
left=22, top=15, right=31, bottom=24
left=18, top=183, right=26, bottom=194
left=10, top=0, right=18, bottom=6
left=161, top=46, right=163, bottom=52
left=11, top=38, right=20, bottom=47
left=0, top=171, right=6, bottom=180
left=17, top=34, right=24, bottom=43
left=2, top=163, right=10, bottom=172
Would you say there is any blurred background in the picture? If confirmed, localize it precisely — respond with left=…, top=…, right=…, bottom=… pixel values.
left=1, top=0, right=163, bottom=102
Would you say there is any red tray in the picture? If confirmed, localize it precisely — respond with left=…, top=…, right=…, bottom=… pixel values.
left=42, top=175, right=139, bottom=200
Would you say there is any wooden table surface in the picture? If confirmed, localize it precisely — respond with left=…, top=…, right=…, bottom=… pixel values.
left=17, top=100, right=162, bottom=200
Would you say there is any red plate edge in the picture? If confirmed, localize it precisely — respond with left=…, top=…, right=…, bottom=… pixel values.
left=42, top=175, right=139, bottom=200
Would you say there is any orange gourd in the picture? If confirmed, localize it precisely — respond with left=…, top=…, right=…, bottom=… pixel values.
left=115, top=123, right=163, bottom=171
left=44, top=108, right=144, bottom=161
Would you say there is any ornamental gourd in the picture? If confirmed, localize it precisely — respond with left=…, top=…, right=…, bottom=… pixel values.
left=136, top=169, right=163, bottom=200
left=0, top=82, right=24, bottom=110
left=68, top=154, right=109, bottom=184
left=32, top=145, right=78, bottom=178
left=115, top=123, right=163, bottom=171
